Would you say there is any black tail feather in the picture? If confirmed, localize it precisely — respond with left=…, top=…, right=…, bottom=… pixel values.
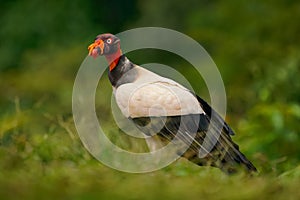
left=218, top=145, right=257, bottom=174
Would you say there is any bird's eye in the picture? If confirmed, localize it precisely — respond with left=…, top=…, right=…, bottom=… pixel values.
left=106, top=38, right=112, bottom=44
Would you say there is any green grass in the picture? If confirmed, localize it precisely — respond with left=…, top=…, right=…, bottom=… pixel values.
left=0, top=93, right=299, bottom=200
left=1, top=117, right=300, bottom=200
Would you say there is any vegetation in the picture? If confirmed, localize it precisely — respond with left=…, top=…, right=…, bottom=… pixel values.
left=0, top=0, right=299, bottom=199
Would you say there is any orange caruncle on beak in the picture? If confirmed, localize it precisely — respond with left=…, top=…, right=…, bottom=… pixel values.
left=88, top=39, right=104, bottom=58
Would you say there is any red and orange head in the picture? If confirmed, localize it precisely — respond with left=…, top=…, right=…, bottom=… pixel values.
left=88, top=33, right=121, bottom=58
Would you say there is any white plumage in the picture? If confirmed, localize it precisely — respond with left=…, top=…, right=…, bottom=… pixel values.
left=115, top=66, right=204, bottom=118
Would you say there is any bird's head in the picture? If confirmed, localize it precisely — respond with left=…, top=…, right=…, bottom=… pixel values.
left=88, top=33, right=122, bottom=71
left=88, top=33, right=121, bottom=58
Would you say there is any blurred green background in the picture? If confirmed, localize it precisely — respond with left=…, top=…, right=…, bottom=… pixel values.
left=1, top=0, right=300, bottom=199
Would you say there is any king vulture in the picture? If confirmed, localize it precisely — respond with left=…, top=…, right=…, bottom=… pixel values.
left=88, top=33, right=257, bottom=174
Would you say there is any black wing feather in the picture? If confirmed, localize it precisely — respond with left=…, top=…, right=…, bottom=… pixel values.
left=195, top=95, right=235, bottom=135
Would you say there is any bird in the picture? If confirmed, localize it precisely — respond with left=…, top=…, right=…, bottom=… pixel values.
left=87, top=33, right=257, bottom=174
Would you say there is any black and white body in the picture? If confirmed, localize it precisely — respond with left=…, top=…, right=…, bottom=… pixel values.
left=88, top=33, right=257, bottom=173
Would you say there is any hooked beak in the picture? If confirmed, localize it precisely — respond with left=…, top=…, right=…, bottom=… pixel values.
left=88, top=39, right=104, bottom=58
